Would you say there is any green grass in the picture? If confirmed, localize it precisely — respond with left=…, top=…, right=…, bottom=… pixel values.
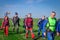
left=0, top=18, right=60, bottom=40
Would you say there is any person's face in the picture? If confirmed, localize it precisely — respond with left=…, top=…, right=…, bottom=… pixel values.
left=5, top=17, right=8, bottom=20
left=42, top=16, right=45, bottom=20
left=28, top=14, right=31, bottom=17
left=51, top=13, right=56, bottom=18
left=15, top=15, right=18, bottom=17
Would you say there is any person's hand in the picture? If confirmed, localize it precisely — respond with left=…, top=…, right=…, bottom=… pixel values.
left=44, top=32, right=46, bottom=37
left=57, top=32, right=59, bottom=36
left=3, top=27, right=5, bottom=29
left=26, top=26, right=28, bottom=29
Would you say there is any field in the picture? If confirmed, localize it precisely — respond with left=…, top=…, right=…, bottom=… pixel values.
left=0, top=18, right=60, bottom=40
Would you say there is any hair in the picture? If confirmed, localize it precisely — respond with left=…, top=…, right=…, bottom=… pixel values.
left=52, top=11, right=56, bottom=14
left=43, top=16, right=45, bottom=17
left=28, top=13, right=31, bottom=15
left=15, top=12, right=18, bottom=15
left=4, top=16, right=9, bottom=21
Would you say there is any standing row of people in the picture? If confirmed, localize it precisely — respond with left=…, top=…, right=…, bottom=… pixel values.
left=0, top=11, right=60, bottom=40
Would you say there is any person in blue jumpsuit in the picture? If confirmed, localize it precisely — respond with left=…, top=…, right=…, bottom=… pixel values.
left=38, top=16, right=48, bottom=39
left=56, top=19, right=60, bottom=36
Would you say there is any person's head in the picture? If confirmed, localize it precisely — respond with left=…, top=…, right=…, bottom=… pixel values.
left=15, top=12, right=18, bottom=17
left=50, top=11, right=56, bottom=18
left=27, top=13, right=32, bottom=17
left=42, top=16, right=45, bottom=20
left=45, top=17, right=48, bottom=20
left=4, top=16, right=8, bottom=20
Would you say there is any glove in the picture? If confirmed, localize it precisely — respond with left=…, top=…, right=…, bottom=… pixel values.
left=44, top=32, right=46, bottom=37
left=57, top=32, right=59, bottom=36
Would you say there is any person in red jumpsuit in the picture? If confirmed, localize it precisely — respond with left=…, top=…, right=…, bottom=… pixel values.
left=25, top=13, right=35, bottom=39
left=4, top=16, right=9, bottom=36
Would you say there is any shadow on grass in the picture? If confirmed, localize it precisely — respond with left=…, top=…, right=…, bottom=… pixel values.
left=34, top=36, right=42, bottom=40
left=8, top=31, right=18, bottom=36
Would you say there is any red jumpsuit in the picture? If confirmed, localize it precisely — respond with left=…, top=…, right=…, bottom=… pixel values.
left=4, top=16, right=9, bottom=36
left=25, top=17, right=35, bottom=39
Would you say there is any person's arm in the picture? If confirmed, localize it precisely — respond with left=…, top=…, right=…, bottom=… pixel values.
left=18, top=18, right=20, bottom=26
left=43, top=20, right=48, bottom=31
left=56, top=21, right=60, bottom=36
left=37, top=19, right=42, bottom=27
left=38, top=19, right=41, bottom=24
left=56, top=22, right=58, bottom=32
left=43, top=20, right=48, bottom=36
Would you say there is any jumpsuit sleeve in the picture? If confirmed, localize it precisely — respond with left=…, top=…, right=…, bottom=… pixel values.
left=46, top=22, right=50, bottom=30
left=25, top=18, right=27, bottom=27
left=37, top=19, right=42, bottom=27
left=43, top=20, right=48, bottom=32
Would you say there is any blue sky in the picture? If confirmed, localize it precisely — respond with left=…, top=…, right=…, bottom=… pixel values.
left=0, top=0, right=60, bottom=18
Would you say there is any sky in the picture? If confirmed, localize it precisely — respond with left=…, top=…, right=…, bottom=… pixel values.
left=0, top=0, right=60, bottom=18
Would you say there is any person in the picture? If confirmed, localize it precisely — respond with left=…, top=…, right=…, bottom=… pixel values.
left=0, top=11, right=10, bottom=30
left=4, top=16, right=9, bottom=36
left=12, top=12, right=20, bottom=33
left=46, top=11, right=57, bottom=40
left=38, top=16, right=48, bottom=39
left=3, top=12, right=10, bottom=36
left=25, top=13, right=35, bottom=39
left=23, top=15, right=28, bottom=32
left=56, top=19, right=60, bottom=36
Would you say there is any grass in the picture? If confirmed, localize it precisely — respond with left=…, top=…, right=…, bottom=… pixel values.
left=0, top=18, right=60, bottom=40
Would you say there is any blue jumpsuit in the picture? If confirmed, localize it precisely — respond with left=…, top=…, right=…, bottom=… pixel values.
left=38, top=19, right=48, bottom=38
left=56, top=21, right=60, bottom=33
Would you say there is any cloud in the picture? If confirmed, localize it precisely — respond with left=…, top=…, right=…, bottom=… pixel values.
left=4, top=4, right=20, bottom=8
left=3, top=0, right=47, bottom=8
left=26, top=0, right=45, bottom=4
left=26, top=0, right=34, bottom=4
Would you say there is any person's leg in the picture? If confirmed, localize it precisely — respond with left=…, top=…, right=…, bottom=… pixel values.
left=16, top=24, right=19, bottom=33
left=52, top=32, right=55, bottom=40
left=26, top=27, right=28, bottom=38
left=12, top=24, right=15, bottom=32
left=47, top=32, right=52, bottom=40
left=42, top=29, right=45, bottom=38
left=42, top=27, right=46, bottom=38
left=5, top=26, right=9, bottom=36
left=30, top=28, right=35, bottom=39
left=38, top=27, right=41, bottom=36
